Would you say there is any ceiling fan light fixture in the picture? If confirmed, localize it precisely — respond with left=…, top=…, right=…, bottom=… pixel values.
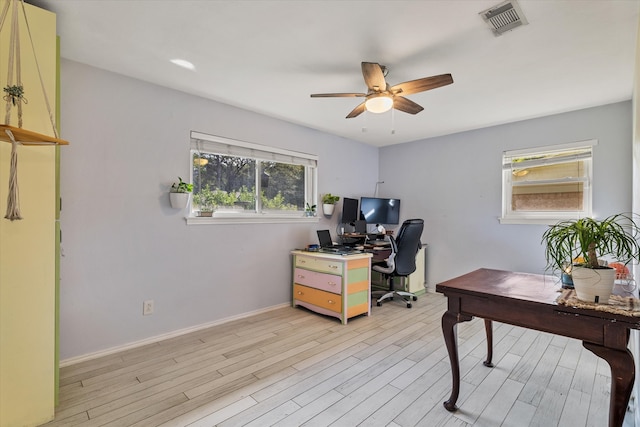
left=365, top=95, right=393, bottom=114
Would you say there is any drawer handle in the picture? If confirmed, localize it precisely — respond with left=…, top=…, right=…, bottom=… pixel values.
left=327, top=282, right=337, bottom=286
left=327, top=300, right=335, bottom=304
left=297, top=291, right=304, bottom=295
left=329, top=264, right=338, bottom=269
left=297, top=274, right=305, bottom=279
left=299, top=259, right=307, bottom=264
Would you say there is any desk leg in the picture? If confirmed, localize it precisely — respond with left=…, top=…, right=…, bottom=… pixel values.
left=583, top=342, right=634, bottom=427
left=442, top=310, right=472, bottom=412
left=483, top=319, right=494, bottom=368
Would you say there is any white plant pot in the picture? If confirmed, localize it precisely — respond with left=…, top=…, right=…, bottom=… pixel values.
left=571, top=266, right=616, bottom=303
left=169, top=192, right=190, bottom=209
left=323, top=203, right=335, bottom=216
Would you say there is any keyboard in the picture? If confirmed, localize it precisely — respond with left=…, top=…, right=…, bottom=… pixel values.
left=319, top=246, right=347, bottom=253
left=319, top=247, right=363, bottom=255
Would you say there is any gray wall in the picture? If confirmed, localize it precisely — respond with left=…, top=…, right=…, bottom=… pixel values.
left=58, top=60, right=379, bottom=360
left=379, top=101, right=632, bottom=288
left=58, top=59, right=632, bottom=361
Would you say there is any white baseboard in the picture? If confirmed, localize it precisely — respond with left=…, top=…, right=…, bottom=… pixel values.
left=60, top=303, right=290, bottom=367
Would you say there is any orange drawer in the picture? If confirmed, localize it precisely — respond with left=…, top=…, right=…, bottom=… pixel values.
left=293, top=284, right=341, bottom=313
left=293, top=268, right=342, bottom=295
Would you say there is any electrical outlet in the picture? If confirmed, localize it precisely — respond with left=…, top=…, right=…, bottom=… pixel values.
left=143, top=299, right=154, bottom=316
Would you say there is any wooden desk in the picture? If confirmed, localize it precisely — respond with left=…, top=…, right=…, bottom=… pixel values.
left=436, top=268, right=639, bottom=427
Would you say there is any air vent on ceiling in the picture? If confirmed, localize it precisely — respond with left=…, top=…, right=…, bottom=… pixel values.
left=480, top=0, right=528, bottom=36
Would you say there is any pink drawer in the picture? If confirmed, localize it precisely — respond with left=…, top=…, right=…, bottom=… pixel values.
left=293, top=267, right=342, bottom=295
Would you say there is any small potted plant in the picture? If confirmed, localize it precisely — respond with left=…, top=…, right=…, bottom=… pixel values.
left=169, top=177, right=193, bottom=209
left=542, top=214, right=640, bottom=303
left=192, top=186, right=215, bottom=217
left=305, top=202, right=317, bottom=217
left=322, top=193, right=340, bottom=216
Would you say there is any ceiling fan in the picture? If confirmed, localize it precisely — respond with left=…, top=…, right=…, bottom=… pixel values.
left=310, top=62, right=453, bottom=118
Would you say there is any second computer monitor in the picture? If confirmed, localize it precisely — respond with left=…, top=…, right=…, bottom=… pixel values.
left=341, top=197, right=359, bottom=224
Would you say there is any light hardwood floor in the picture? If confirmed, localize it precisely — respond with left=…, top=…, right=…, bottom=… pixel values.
left=44, top=291, right=634, bottom=427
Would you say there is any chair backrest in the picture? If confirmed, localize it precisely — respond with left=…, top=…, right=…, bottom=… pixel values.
left=393, top=219, right=424, bottom=277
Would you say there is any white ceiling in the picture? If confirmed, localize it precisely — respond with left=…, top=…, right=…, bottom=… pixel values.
left=29, top=0, right=640, bottom=147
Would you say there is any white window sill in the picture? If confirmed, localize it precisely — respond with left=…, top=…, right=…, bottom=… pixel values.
left=499, top=217, right=560, bottom=225
left=186, top=215, right=320, bottom=225
left=499, top=215, right=586, bottom=226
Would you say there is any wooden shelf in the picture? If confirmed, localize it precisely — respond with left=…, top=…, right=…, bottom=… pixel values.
left=0, top=124, right=68, bottom=146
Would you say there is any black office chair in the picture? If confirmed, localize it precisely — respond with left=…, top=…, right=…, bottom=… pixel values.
left=371, top=219, right=424, bottom=308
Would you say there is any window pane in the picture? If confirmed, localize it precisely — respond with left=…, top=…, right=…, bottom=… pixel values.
left=512, top=182, right=583, bottom=211
left=500, top=140, right=595, bottom=224
left=189, top=131, right=317, bottom=222
left=511, top=160, right=585, bottom=212
left=193, top=153, right=256, bottom=211
left=260, top=161, right=305, bottom=212
left=511, top=159, right=586, bottom=182
left=192, top=153, right=307, bottom=214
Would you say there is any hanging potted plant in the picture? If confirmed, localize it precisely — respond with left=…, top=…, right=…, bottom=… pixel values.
left=322, top=193, right=340, bottom=216
left=542, top=214, right=640, bottom=303
left=169, top=177, right=193, bottom=209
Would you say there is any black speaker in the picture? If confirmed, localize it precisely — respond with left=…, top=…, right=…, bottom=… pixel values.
left=355, top=220, right=367, bottom=233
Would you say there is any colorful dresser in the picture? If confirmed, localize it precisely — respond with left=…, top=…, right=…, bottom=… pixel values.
left=291, top=250, right=372, bottom=324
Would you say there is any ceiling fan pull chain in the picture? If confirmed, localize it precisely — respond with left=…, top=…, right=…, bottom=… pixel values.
left=361, top=110, right=368, bottom=133
left=391, top=108, right=395, bottom=135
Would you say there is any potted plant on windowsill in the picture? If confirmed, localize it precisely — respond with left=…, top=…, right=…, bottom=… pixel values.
left=192, top=186, right=215, bottom=217
left=542, top=214, right=640, bottom=303
left=322, top=193, right=340, bottom=216
left=169, top=177, right=193, bottom=209
left=305, top=203, right=317, bottom=217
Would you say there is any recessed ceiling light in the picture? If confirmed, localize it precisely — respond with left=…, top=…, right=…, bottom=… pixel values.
left=170, top=59, right=195, bottom=71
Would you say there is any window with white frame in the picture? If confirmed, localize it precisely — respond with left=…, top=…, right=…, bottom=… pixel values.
left=500, top=140, right=596, bottom=225
left=189, top=131, right=317, bottom=223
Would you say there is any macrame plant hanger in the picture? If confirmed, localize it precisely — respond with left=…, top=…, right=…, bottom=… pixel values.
left=0, top=0, right=68, bottom=221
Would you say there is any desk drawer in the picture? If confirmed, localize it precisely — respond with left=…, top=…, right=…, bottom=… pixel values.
left=293, top=268, right=342, bottom=295
left=293, top=284, right=342, bottom=313
left=295, top=255, right=343, bottom=275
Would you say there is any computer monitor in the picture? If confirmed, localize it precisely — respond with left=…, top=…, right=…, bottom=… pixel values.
left=341, top=197, right=359, bottom=224
left=359, top=197, right=401, bottom=225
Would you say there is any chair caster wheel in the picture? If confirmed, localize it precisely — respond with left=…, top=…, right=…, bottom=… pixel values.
left=413, top=296, right=418, bottom=301
left=377, top=302, right=382, bottom=306
left=407, top=303, right=412, bottom=308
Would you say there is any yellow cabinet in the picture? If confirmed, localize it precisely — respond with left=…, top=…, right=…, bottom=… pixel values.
left=0, top=4, right=59, bottom=426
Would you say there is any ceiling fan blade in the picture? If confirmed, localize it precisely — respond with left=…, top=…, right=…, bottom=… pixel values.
left=390, top=73, right=453, bottom=96
left=310, top=92, right=366, bottom=98
left=361, top=62, right=387, bottom=92
left=393, top=96, right=424, bottom=115
left=346, top=102, right=366, bottom=119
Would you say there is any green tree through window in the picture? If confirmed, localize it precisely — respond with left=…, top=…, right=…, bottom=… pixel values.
left=189, top=131, right=317, bottom=219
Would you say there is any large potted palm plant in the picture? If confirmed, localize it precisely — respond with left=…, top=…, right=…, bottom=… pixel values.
left=542, top=214, right=640, bottom=303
